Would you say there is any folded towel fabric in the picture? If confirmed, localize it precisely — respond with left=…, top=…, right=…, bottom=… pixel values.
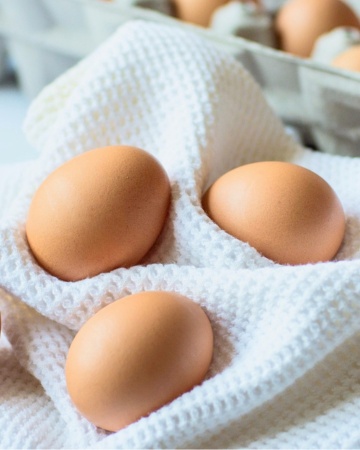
left=0, top=21, right=360, bottom=449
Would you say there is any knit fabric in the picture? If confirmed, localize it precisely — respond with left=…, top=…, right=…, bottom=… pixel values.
left=1, top=21, right=360, bottom=449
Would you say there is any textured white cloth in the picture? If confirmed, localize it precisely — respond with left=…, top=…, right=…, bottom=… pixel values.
left=1, top=21, right=360, bottom=449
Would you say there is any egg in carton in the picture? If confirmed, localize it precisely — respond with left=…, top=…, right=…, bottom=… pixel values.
left=261, top=0, right=360, bottom=14
left=224, top=0, right=360, bottom=156
left=193, top=22, right=360, bottom=157
left=304, top=27, right=360, bottom=156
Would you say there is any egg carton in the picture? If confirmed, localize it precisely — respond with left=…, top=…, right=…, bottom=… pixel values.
left=1, top=0, right=360, bottom=157
left=0, top=0, right=174, bottom=98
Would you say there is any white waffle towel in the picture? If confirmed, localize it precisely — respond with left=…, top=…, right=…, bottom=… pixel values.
left=1, top=21, right=360, bottom=449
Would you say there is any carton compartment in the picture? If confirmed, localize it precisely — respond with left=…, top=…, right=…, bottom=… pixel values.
left=299, top=65, right=360, bottom=156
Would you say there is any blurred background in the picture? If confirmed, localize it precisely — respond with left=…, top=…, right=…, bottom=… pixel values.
left=0, top=72, right=34, bottom=164
left=1, top=0, right=360, bottom=165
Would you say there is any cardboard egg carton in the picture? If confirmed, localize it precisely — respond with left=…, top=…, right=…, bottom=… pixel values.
left=0, top=0, right=360, bottom=157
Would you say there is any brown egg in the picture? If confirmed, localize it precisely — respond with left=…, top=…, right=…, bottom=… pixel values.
left=202, top=162, right=346, bottom=265
left=332, top=45, right=360, bottom=72
left=275, top=0, right=360, bottom=58
left=174, top=0, right=261, bottom=27
left=65, top=291, right=214, bottom=432
left=174, top=0, right=229, bottom=27
left=26, top=146, right=171, bottom=282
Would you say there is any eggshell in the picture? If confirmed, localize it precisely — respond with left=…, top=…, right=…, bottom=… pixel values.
left=26, top=146, right=171, bottom=282
left=202, top=161, right=346, bottom=265
left=174, top=0, right=259, bottom=27
left=275, top=0, right=360, bottom=58
left=331, top=44, right=360, bottom=72
left=174, top=0, right=229, bottom=26
left=65, top=291, right=214, bottom=432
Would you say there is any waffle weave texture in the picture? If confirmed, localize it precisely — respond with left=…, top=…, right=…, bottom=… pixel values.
left=1, top=21, right=360, bottom=449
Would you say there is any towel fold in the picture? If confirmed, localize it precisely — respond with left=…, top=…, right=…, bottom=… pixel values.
left=0, top=21, right=360, bottom=449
